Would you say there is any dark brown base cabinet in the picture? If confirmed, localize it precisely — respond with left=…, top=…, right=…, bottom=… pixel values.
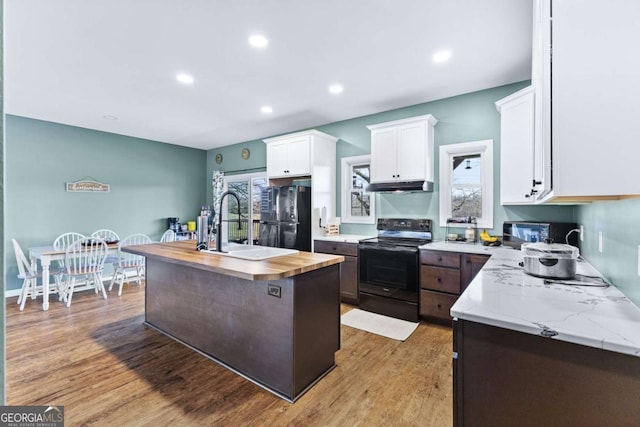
left=453, top=319, right=640, bottom=426
left=419, top=251, right=489, bottom=325
left=314, top=241, right=358, bottom=304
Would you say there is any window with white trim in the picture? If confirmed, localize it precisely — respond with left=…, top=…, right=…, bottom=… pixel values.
left=439, top=140, right=493, bottom=228
left=341, top=155, right=375, bottom=224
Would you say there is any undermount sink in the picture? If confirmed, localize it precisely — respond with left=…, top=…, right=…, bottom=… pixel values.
left=201, top=245, right=299, bottom=261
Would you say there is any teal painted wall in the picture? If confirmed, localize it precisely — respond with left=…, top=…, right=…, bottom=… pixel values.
left=1, top=4, right=5, bottom=403
left=206, top=140, right=266, bottom=207
left=576, top=199, right=640, bottom=306
left=206, top=82, right=576, bottom=239
left=4, top=115, right=208, bottom=292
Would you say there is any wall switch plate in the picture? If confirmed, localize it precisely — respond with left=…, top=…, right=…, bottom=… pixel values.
left=598, top=231, right=603, bottom=253
left=637, top=246, right=640, bottom=277
left=580, top=225, right=584, bottom=242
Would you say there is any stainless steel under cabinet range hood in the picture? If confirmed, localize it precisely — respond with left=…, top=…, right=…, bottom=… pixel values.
left=365, top=180, right=434, bottom=193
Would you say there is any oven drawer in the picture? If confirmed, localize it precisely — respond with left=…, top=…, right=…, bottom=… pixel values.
left=420, top=290, right=457, bottom=325
left=314, top=240, right=358, bottom=256
left=420, top=266, right=461, bottom=294
left=420, top=251, right=461, bottom=268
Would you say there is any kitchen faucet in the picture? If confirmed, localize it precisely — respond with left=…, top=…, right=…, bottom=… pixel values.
left=216, top=191, right=242, bottom=252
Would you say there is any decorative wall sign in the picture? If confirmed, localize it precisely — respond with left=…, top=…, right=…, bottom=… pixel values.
left=215, top=153, right=223, bottom=164
left=66, top=177, right=110, bottom=193
left=241, top=148, right=250, bottom=160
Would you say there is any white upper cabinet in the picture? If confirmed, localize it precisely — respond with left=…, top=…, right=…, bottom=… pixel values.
left=264, top=130, right=338, bottom=242
left=496, top=86, right=536, bottom=204
left=534, top=0, right=640, bottom=202
left=264, top=130, right=337, bottom=179
left=266, top=136, right=310, bottom=178
left=367, top=115, right=437, bottom=183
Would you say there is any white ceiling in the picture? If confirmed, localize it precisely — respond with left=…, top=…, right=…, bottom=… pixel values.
left=5, top=0, right=533, bottom=150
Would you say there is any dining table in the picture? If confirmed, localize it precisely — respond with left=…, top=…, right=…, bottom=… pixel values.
left=28, top=242, right=120, bottom=310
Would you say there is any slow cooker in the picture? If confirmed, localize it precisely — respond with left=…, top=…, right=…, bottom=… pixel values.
left=521, top=240, right=579, bottom=279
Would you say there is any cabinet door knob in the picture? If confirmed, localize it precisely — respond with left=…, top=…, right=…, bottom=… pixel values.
left=437, top=277, right=442, bottom=282
left=437, top=303, right=442, bottom=309
left=438, top=257, right=442, bottom=261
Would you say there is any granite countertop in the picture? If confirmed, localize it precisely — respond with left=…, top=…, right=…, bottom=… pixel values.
left=435, top=245, right=640, bottom=357
left=314, top=234, right=375, bottom=244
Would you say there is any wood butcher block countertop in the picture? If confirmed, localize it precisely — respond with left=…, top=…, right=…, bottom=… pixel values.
left=122, top=240, right=344, bottom=281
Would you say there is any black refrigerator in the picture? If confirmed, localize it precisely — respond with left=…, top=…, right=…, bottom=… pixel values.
left=258, top=185, right=312, bottom=252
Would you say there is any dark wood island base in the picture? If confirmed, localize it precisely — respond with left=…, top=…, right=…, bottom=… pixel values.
left=124, top=241, right=343, bottom=402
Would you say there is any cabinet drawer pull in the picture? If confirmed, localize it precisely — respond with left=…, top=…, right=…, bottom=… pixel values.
left=436, top=277, right=442, bottom=282
left=437, top=303, right=442, bottom=309
left=438, top=257, right=442, bottom=261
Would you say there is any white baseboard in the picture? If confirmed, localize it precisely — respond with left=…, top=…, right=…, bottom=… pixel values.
left=4, top=274, right=125, bottom=299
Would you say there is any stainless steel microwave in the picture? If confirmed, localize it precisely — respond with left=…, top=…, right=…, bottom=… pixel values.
left=503, top=221, right=578, bottom=249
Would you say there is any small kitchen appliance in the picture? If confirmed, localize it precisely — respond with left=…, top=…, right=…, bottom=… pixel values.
left=358, top=218, right=432, bottom=322
left=167, top=217, right=180, bottom=232
left=521, top=240, right=579, bottom=279
left=503, top=221, right=578, bottom=249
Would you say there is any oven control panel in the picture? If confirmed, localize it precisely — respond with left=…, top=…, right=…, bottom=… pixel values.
left=377, top=218, right=432, bottom=232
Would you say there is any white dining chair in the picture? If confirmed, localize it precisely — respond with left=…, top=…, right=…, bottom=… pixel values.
left=52, top=232, right=86, bottom=291
left=12, top=239, right=65, bottom=311
left=53, top=232, right=86, bottom=264
left=160, top=229, right=176, bottom=243
left=62, top=237, right=109, bottom=307
left=91, top=229, right=120, bottom=242
left=110, top=233, right=152, bottom=296
left=91, top=229, right=121, bottom=265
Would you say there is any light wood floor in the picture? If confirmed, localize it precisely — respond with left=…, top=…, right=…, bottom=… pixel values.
left=6, top=284, right=453, bottom=426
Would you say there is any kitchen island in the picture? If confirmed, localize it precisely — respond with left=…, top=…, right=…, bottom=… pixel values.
left=433, top=243, right=640, bottom=426
left=122, top=240, right=344, bottom=402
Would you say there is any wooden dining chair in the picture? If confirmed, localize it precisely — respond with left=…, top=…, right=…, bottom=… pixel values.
left=110, top=233, right=152, bottom=296
left=12, top=239, right=65, bottom=311
left=63, top=237, right=109, bottom=307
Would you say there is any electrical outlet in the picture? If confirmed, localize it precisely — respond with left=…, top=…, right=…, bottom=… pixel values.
left=598, top=231, right=603, bottom=253
left=267, top=284, right=281, bottom=298
left=580, top=225, right=584, bottom=242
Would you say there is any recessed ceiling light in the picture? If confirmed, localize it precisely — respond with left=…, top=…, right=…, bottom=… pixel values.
left=102, top=115, right=118, bottom=121
left=329, top=84, right=344, bottom=94
left=176, top=73, right=194, bottom=85
left=260, top=105, right=273, bottom=114
left=249, top=34, right=269, bottom=48
left=433, top=50, right=452, bottom=63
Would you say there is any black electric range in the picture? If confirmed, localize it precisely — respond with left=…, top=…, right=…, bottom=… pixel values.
left=358, top=218, right=432, bottom=322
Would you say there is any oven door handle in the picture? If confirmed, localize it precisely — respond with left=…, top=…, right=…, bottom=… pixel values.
left=359, top=245, right=418, bottom=255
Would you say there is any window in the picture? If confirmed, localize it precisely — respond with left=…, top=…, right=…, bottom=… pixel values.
left=222, top=172, right=268, bottom=244
left=341, top=155, right=375, bottom=224
left=439, top=140, right=493, bottom=228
